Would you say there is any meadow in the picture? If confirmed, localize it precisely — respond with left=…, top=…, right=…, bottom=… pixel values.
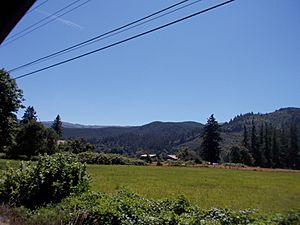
left=1, top=159, right=299, bottom=214
left=87, top=165, right=300, bottom=214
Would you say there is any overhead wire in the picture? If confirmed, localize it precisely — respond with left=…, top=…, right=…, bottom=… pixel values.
left=26, top=0, right=49, bottom=14
left=2, top=0, right=91, bottom=46
left=14, top=0, right=235, bottom=80
left=9, top=0, right=193, bottom=73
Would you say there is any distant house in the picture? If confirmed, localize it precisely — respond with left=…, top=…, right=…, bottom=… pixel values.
left=56, top=140, right=67, bottom=145
left=140, top=154, right=157, bottom=159
left=164, top=155, right=178, bottom=161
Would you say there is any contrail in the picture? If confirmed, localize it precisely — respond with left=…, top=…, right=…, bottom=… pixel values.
left=36, top=9, right=83, bottom=30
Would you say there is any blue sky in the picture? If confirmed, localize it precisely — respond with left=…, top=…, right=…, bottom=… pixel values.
left=1, top=0, right=299, bottom=125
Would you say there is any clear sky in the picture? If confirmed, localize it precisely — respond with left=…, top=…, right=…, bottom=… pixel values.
left=0, top=0, right=299, bottom=126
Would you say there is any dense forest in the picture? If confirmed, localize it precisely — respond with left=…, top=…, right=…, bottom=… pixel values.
left=62, top=107, right=300, bottom=169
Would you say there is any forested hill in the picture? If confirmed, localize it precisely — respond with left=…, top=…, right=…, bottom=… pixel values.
left=223, top=107, right=300, bottom=133
left=176, top=107, right=300, bottom=158
left=61, top=107, right=300, bottom=156
left=63, top=121, right=204, bottom=155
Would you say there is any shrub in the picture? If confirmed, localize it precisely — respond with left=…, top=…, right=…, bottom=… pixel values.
left=25, top=191, right=300, bottom=225
left=0, top=153, right=89, bottom=209
left=76, top=152, right=146, bottom=166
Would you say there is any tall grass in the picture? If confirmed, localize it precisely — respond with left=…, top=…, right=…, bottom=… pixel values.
left=87, top=165, right=300, bottom=214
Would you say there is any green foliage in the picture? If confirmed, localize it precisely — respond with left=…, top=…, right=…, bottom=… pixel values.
left=76, top=151, right=146, bottom=166
left=51, top=114, right=63, bottom=137
left=201, top=114, right=222, bottom=163
left=20, top=106, right=37, bottom=124
left=11, top=121, right=58, bottom=157
left=59, top=138, right=95, bottom=154
left=228, top=146, right=254, bottom=166
left=14, top=191, right=300, bottom=225
left=0, top=69, right=24, bottom=152
left=0, top=154, right=89, bottom=209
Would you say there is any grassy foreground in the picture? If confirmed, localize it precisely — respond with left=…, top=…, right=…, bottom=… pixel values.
left=87, top=165, right=300, bottom=214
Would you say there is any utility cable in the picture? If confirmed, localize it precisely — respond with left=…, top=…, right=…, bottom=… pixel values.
left=9, top=0, right=191, bottom=73
left=13, top=0, right=203, bottom=71
left=14, top=0, right=235, bottom=80
left=2, top=0, right=90, bottom=46
left=26, top=0, right=49, bottom=14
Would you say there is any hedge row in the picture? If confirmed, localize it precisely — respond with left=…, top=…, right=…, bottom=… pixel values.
left=75, top=152, right=146, bottom=166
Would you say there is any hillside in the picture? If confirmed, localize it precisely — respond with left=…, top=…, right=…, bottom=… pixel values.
left=176, top=107, right=300, bottom=158
left=61, top=107, right=300, bottom=156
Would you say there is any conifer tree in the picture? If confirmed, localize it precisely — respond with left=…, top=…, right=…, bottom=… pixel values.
left=21, top=106, right=37, bottom=124
left=263, top=123, right=273, bottom=168
left=271, top=129, right=280, bottom=168
left=200, top=114, right=222, bottom=163
left=251, top=120, right=262, bottom=166
left=242, top=125, right=249, bottom=149
left=52, top=114, right=63, bottom=138
left=288, top=124, right=299, bottom=169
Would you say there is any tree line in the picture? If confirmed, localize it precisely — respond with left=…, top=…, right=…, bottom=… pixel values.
left=198, top=114, right=299, bottom=169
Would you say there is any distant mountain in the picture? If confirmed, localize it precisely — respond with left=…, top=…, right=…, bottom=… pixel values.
left=63, top=121, right=204, bottom=155
left=59, top=107, right=300, bottom=156
left=42, top=121, right=111, bottom=129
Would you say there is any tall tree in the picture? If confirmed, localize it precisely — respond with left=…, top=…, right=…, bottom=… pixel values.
left=200, top=114, right=222, bottom=163
left=52, top=114, right=63, bottom=137
left=0, top=69, right=24, bottom=152
left=13, top=121, right=58, bottom=157
left=251, top=120, right=262, bottom=166
left=271, top=128, right=280, bottom=168
left=287, top=124, right=300, bottom=169
left=21, top=106, right=37, bottom=124
left=242, top=125, right=250, bottom=149
left=263, top=123, right=273, bottom=168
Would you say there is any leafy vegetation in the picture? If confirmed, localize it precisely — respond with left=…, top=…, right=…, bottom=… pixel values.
left=0, top=154, right=89, bottom=209
left=0, top=69, right=24, bottom=153
left=76, top=151, right=146, bottom=165
left=2, top=191, right=300, bottom=225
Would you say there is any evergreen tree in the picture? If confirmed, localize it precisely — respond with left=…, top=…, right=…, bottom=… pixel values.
left=0, top=69, right=24, bottom=152
left=200, top=114, right=222, bottom=163
left=21, top=106, right=37, bottom=124
left=287, top=124, right=300, bottom=169
left=242, top=125, right=250, bottom=149
left=263, top=123, right=273, bottom=168
left=251, top=120, right=262, bottom=166
left=271, top=128, right=280, bottom=168
left=229, top=146, right=242, bottom=163
left=52, top=114, right=63, bottom=137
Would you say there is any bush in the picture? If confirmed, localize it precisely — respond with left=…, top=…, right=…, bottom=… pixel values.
left=21, top=191, right=300, bottom=225
left=76, top=152, right=146, bottom=166
left=0, top=153, right=89, bottom=209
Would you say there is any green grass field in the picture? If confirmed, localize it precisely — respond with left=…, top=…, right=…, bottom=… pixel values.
left=1, top=159, right=299, bottom=214
left=87, top=165, right=300, bottom=214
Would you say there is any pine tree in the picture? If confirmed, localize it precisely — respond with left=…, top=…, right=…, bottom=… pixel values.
left=21, top=106, right=37, bottom=124
left=287, top=124, right=299, bottom=169
left=200, top=114, right=222, bottom=163
left=52, top=114, right=63, bottom=138
left=263, top=123, right=273, bottom=168
left=242, top=125, right=249, bottom=149
left=271, top=128, right=280, bottom=168
left=251, top=120, right=262, bottom=166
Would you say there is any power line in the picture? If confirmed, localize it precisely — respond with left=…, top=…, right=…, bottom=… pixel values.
left=2, top=0, right=90, bottom=46
left=9, top=0, right=192, bottom=73
left=14, top=0, right=235, bottom=80
left=26, top=0, right=49, bottom=14
left=51, top=0, right=203, bottom=60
